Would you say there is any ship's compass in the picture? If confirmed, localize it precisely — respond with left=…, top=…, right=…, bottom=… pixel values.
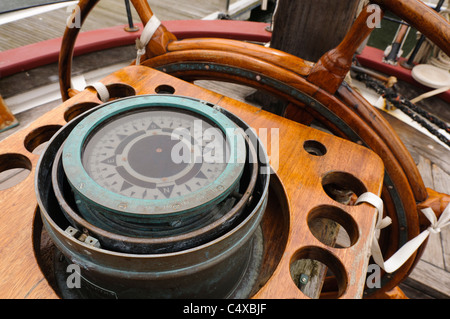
left=49, top=94, right=267, bottom=257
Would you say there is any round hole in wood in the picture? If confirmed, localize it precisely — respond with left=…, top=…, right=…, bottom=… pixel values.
left=322, top=171, right=367, bottom=205
left=155, top=84, right=175, bottom=94
left=24, top=125, right=63, bottom=155
left=290, top=246, right=347, bottom=299
left=307, top=205, right=359, bottom=248
left=303, top=140, right=327, bottom=156
left=105, top=83, right=136, bottom=100
left=0, top=153, right=32, bottom=191
left=64, top=102, right=100, bottom=122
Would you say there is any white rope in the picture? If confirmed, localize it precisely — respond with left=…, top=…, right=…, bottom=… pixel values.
left=88, top=82, right=110, bottom=103
left=263, top=0, right=279, bottom=46
left=135, top=15, right=161, bottom=65
left=356, top=192, right=450, bottom=273
left=408, top=9, right=450, bottom=70
left=429, top=50, right=450, bottom=71
left=261, top=0, right=268, bottom=11
left=271, top=0, right=280, bottom=29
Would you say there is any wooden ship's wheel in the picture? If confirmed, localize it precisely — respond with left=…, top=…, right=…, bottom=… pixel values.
left=0, top=0, right=449, bottom=299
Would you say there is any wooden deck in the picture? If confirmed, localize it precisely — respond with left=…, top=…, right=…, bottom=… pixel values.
left=0, top=0, right=246, bottom=51
left=0, top=0, right=449, bottom=299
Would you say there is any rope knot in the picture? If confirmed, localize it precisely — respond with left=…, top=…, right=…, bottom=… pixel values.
left=429, top=226, right=441, bottom=234
left=135, top=38, right=147, bottom=65
left=423, top=205, right=450, bottom=235
left=135, top=38, right=145, bottom=51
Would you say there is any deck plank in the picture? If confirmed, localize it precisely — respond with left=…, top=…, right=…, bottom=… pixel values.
left=432, top=163, right=450, bottom=194
left=442, top=227, right=450, bottom=272
left=419, top=233, right=446, bottom=269
left=408, top=260, right=450, bottom=297
left=416, top=155, right=433, bottom=188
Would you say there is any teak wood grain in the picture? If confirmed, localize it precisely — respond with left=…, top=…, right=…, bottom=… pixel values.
left=0, top=66, right=384, bottom=298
